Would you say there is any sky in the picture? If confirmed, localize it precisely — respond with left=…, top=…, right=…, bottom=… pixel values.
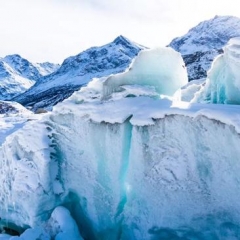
left=0, top=0, right=240, bottom=64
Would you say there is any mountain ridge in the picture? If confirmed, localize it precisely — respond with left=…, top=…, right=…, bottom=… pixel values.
left=169, top=15, right=240, bottom=80
left=0, top=54, right=59, bottom=100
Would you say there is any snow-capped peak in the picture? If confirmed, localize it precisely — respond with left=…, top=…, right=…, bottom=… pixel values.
left=113, top=35, right=146, bottom=50
left=3, top=54, right=43, bottom=81
left=0, top=54, right=59, bottom=100
left=169, top=15, right=240, bottom=55
left=168, top=15, right=240, bottom=80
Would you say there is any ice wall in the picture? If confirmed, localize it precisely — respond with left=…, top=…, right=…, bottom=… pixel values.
left=195, top=37, right=240, bottom=104
left=0, top=121, right=58, bottom=227
left=1, top=46, right=240, bottom=239
left=47, top=106, right=240, bottom=239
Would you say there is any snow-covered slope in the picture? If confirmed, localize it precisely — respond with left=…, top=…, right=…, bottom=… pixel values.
left=169, top=15, right=240, bottom=80
left=13, top=36, right=145, bottom=110
left=0, top=55, right=59, bottom=100
left=34, top=62, right=60, bottom=76
left=0, top=101, right=37, bottom=146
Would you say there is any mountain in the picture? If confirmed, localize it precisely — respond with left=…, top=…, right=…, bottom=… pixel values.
left=169, top=15, right=240, bottom=80
left=34, top=62, right=60, bottom=76
left=0, top=54, right=59, bottom=100
left=13, top=36, right=145, bottom=110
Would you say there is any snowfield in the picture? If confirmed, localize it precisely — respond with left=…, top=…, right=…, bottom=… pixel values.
left=1, top=45, right=240, bottom=239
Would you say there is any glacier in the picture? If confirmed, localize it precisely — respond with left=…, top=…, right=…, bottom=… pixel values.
left=1, top=46, right=240, bottom=239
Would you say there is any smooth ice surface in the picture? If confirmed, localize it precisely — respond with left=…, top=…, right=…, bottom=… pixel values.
left=195, top=37, right=240, bottom=104
left=101, top=48, right=188, bottom=99
left=169, top=15, right=240, bottom=55
left=0, top=55, right=59, bottom=100
left=169, top=16, right=240, bottom=81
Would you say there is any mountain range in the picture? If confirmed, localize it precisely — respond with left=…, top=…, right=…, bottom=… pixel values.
left=0, top=54, right=59, bottom=100
left=2, top=15, right=240, bottom=109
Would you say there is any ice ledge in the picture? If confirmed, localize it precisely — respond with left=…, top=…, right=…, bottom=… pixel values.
left=53, top=96, right=240, bottom=132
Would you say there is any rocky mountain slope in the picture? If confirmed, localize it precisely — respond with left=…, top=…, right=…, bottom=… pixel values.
left=0, top=54, right=59, bottom=100
left=169, top=15, right=240, bottom=80
left=13, top=36, right=145, bottom=110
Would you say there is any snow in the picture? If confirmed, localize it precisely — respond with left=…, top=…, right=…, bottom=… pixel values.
left=0, top=55, right=59, bottom=100
left=57, top=95, right=240, bottom=131
left=174, top=78, right=206, bottom=102
left=169, top=15, right=240, bottom=81
left=194, top=37, right=240, bottom=104
left=169, top=15, right=240, bottom=55
left=0, top=61, right=35, bottom=100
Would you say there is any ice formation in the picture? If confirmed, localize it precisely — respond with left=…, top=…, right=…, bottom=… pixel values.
left=173, top=78, right=206, bottom=102
left=1, top=46, right=240, bottom=239
left=195, top=37, right=240, bottom=104
left=101, top=47, right=188, bottom=100
left=0, top=206, right=81, bottom=240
